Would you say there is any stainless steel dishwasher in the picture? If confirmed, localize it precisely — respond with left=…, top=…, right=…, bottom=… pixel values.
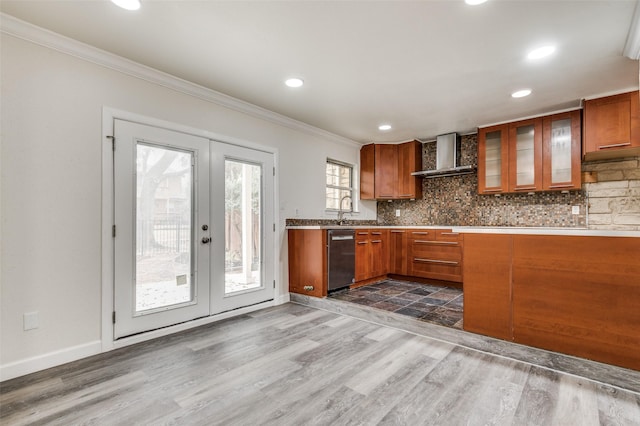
left=327, top=229, right=355, bottom=292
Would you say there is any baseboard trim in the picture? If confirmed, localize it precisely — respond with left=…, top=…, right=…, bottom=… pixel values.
left=0, top=340, right=102, bottom=382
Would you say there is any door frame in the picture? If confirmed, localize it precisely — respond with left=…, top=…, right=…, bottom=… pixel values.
left=101, top=107, right=282, bottom=352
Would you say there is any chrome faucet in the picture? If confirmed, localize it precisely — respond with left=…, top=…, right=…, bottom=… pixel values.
left=337, top=195, right=352, bottom=225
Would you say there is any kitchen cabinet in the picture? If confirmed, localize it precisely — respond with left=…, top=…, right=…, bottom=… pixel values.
left=478, top=124, right=509, bottom=194
left=478, top=111, right=581, bottom=194
left=287, top=229, right=327, bottom=297
left=542, top=111, right=582, bottom=191
left=583, top=90, right=640, bottom=160
left=407, top=229, right=463, bottom=282
left=360, top=141, right=422, bottom=200
left=463, top=232, right=640, bottom=371
left=388, top=229, right=408, bottom=275
left=355, top=229, right=388, bottom=281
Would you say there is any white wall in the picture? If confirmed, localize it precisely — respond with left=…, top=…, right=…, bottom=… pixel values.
left=0, top=30, right=376, bottom=379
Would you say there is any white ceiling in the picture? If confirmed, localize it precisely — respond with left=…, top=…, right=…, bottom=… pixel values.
left=1, top=0, right=638, bottom=144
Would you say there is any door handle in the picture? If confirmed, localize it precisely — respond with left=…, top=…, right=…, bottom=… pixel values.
left=201, top=237, right=211, bottom=244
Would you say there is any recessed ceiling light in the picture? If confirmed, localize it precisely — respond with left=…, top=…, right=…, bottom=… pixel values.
left=110, top=0, right=141, bottom=11
left=511, top=89, right=532, bottom=98
left=527, top=45, right=556, bottom=60
left=465, top=0, right=488, bottom=5
left=378, top=124, right=392, bottom=131
left=285, top=78, right=304, bottom=88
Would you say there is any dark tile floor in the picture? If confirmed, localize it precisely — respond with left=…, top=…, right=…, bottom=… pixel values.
left=328, top=279, right=463, bottom=329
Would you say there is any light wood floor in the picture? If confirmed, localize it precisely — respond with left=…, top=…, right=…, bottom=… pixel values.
left=1, top=303, right=639, bottom=425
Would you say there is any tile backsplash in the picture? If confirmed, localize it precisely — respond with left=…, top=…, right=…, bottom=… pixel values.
left=377, top=134, right=588, bottom=227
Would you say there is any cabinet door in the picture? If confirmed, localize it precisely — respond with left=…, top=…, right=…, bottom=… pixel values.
left=287, top=229, right=327, bottom=297
left=397, top=141, right=422, bottom=199
left=508, top=119, right=542, bottom=193
left=542, top=111, right=581, bottom=191
left=355, top=230, right=371, bottom=281
left=360, top=144, right=376, bottom=200
left=478, top=124, right=509, bottom=194
left=388, top=229, right=408, bottom=275
left=584, top=90, right=640, bottom=160
left=369, top=230, right=388, bottom=277
left=374, top=144, right=398, bottom=199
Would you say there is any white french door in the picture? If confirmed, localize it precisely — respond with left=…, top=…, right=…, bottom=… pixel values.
left=113, top=120, right=275, bottom=339
left=210, top=142, right=275, bottom=314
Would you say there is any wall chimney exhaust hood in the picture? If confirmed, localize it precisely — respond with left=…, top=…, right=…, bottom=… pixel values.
left=411, top=133, right=476, bottom=178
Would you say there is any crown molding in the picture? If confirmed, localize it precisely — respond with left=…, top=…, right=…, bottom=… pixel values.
left=624, top=0, right=640, bottom=59
left=0, top=13, right=361, bottom=148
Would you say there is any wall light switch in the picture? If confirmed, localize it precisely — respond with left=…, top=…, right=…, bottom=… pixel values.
left=24, top=311, right=39, bottom=331
left=572, top=206, right=580, bottom=215
left=395, top=209, right=401, bottom=217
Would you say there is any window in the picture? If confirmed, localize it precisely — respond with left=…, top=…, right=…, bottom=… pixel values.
left=326, top=159, right=353, bottom=211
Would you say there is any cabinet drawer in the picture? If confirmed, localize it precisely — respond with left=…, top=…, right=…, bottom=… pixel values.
left=408, top=230, right=435, bottom=240
left=410, top=258, right=462, bottom=282
left=435, top=229, right=462, bottom=243
left=410, top=242, right=462, bottom=261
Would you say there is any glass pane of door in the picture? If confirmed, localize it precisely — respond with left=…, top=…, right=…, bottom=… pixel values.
left=550, top=118, right=572, bottom=183
left=515, top=125, right=535, bottom=186
left=136, top=143, right=193, bottom=312
left=224, top=159, right=262, bottom=295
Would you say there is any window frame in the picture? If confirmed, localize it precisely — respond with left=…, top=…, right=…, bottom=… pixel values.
left=325, top=158, right=355, bottom=212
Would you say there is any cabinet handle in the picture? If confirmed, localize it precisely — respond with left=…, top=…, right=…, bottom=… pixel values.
left=414, top=258, right=459, bottom=265
left=390, top=230, right=406, bottom=233
left=357, top=232, right=369, bottom=235
left=371, top=232, right=382, bottom=235
left=514, top=187, right=537, bottom=191
left=440, top=232, right=459, bottom=236
left=599, top=142, right=631, bottom=149
left=412, top=232, right=430, bottom=235
left=483, top=189, right=503, bottom=193
left=414, top=240, right=458, bottom=245
left=549, top=184, right=574, bottom=189
left=371, top=240, right=382, bottom=243
left=399, top=194, right=413, bottom=197
left=357, top=241, right=369, bottom=245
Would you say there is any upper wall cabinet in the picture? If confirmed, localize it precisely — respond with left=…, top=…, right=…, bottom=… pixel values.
left=583, top=90, right=640, bottom=161
left=478, top=110, right=581, bottom=194
left=360, top=140, right=422, bottom=200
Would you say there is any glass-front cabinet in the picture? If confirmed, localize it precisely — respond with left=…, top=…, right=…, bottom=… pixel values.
left=542, top=110, right=581, bottom=191
left=478, top=124, right=509, bottom=194
left=478, top=110, right=581, bottom=194
left=508, top=118, right=542, bottom=192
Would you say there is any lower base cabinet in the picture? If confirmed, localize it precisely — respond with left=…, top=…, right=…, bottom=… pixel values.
left=463, top=233, right=640, bottom=371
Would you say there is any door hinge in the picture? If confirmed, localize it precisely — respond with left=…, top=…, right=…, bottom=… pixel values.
left=112, top=225, right=116, bottom=237
left=112, top=311, right=116, bottom=324
left=107, top=135, right=115, bottom=151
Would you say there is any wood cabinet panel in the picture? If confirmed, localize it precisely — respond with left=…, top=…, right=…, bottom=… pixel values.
left=359, top=144, right=376, bottom=200
left=287, top=229, right=327, bottom=298
left=388, top=229, right=408, bottom=275
left=478, top=124, right=509, bottom=194
left=512, top=235, right=640, bottom=370
left=462, top=233, right=513, bottom=340
left=374, top=145, right=398, bottom=199
left=584, top=90, right=640, bottom=160
left=397, top=141, right=423, bottom=199
left=408, top=229, right=463, bottom=283
left=355, top=229, right=388, bottom=281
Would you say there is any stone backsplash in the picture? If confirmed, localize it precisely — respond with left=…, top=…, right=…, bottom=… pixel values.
left=583, top=157, right=640, bottom=231
left=377, top=134, right=588, bottom=227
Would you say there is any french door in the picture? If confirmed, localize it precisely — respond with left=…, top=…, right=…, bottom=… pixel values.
left=113, top=120, right=274, bottom=339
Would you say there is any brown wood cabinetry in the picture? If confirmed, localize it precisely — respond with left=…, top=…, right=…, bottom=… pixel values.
left=355, top=229, right=388, bottom=281
left=287, top=229, right=327, bottom=298
left=463, top=232, right=640, bottom=371
left=583, top=90, right=640, bottom=160
left=462, top=233, right=513, bottom=340
left=478, top=111, right=581, bottom=194
left=388, top=229, right=408, bottom=275
left=408, top=229, right=463, bottom=283
left=360, top=141, right=422, bottom=200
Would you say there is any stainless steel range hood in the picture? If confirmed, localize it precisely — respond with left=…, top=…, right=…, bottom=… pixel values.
left=411, top=132, right=476, bottom=178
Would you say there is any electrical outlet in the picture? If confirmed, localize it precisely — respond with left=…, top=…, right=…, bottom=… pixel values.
left=24, top=311, right=39, bottom=331
left=395, top=209, right=401, bottom=217
left=572, top=206, right=580, bottom=215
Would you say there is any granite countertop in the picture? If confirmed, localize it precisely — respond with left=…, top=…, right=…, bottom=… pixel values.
left=285, top=225, right=640, bottom=237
